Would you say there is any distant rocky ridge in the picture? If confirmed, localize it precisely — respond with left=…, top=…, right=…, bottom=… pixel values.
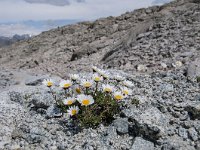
left=0, top=34, right=31, bottom=48
left=0, top=0, right=199, bottom=77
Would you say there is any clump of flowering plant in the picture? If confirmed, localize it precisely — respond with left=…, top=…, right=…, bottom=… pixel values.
left=42, top=66, right=133, bottom=128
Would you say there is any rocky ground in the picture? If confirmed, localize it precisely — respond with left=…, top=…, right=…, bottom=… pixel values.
left=0, top=67, right=200, bottom=150
left=0, top=0, right=200, bottom=149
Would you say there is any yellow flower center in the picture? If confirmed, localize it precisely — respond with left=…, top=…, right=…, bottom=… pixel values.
left=76, top=88, right=81, bottom=94
left=123, top=90, right=129, bottom=95
left=67, top=100, right=73, bottom=105
left=94, top=77, right=100, bottom=82
left=47, top=82, right=53, bottom=87
left=84, top=82, right=91, bottom=88
left=104, top=88, right=111, bottom=92
left=115, top=95, right=123, bottom=100
left=63, top=83, right=71, bottom=88
left=71, top=109, right=77, bottom=115
left=82, top=99, right=90, bottom=106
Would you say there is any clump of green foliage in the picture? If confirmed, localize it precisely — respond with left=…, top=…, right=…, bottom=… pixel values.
left=77, top=91, right=119, bottom=127
left=42, top=66, right=133, bottom=128
left=196, top=76, right=200, bottom=83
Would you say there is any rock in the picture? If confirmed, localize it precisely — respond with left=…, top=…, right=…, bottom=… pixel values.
left=27, top=134, right=42, bottom=144
left=0, top=71, right=18, bottom=91
left=159, top=83, right=174, bottom=92
left=179, top=111, right=189, bottom=121
left=160, top=62, right=167, bottom=69
left=25, top=75, right=48, bottom=86
left=185, top=102, right=200, bottom=120
left=49, top=146, right=58, bottom=150
left=180, top=51, right=194, bottom=58
left=137, top=65, right=147, bottom=72
left=188, top=127, right=198, bottom=141
left=178, top=127, right=188, bottom=140
left=29, top=90, right=55, bottom=109
left=124, top=106, right=169, bottom=141
left=113, top=118, right=129, bottom=135
left=162, top=135, right=196, bottom=150
left=11, top=144, right=21, bottom=150
left=46, top=104, right=62, bottom=118
left=0, top=91, right=25, bottom=149
left=9, top=91, right=24, bottom=105
left=172, top=61, right=183, bottom=68
left=30, top=127, right=46, bottom=136
left=131, top=137, right=154, bottom=150
left=26, top=127, right=47, bottom=144
left=11, top=129, right=24, bottom=139
left=187, top=58, right=200, bottom=78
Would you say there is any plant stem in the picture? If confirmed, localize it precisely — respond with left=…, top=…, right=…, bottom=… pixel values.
left=64, top=88, right=68, bottom=96
left=95, top=82, right=98, bottom=94
left=86, top=87, right=89, bottom=95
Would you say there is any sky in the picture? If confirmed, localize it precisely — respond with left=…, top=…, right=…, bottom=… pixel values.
left=0, top=0, right=172, bottom=37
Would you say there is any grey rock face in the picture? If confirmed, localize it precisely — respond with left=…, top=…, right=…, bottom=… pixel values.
left=185, top=102, right=200, bottom=120
left=46, top=104, right=62, bottom=118
left=11, top=128, right=24, bottom=139
left=159, top=83, right=174, bottom=93
left=0, top=91, right=25, bottom=149
left=178, top=127, right=188, bottom=140
left=25, top=75, right=48, bottom=86
left=9, top=91, right=24, bottom=105
left=113, top=118, right=129, bottom=135
left=161, top=135, right=196, bottom=150
left=188, top=127, right=198, bottom=141
left=131, top=137, right=154, bottom=150
left=0, top=71, right=18, bottom=91
left=26, top=89, right=55, bottom=110
left=124, top=106, right=169, bottom=141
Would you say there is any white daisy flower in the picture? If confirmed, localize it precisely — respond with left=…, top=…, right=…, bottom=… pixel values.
left=98, top=70, right=110, bottom=79
left=102, top=84, right=114, bottom=93
left=81, top=79, right=93, bottom=88
left=42, top=79, right=53, bottom=87
left=67, top=106, right=79, bottom=116
left=59, top=80, right=72, bottom=89
left=121, top=87, right=132, bottom=96
left=113, top=91, right=124, bottom=101
left=114, top=75, right=125, bottom=82
left=92, top=66, right=100, bottom=73
left=70, top=74, right=79, bottom=81
left=93, top=73, right=103, bottom=82
left=63, top=97, right=76, bottom=105
left=122, top=80, right=134, bottom=88
left=77, top=94, right=94, bottom=106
